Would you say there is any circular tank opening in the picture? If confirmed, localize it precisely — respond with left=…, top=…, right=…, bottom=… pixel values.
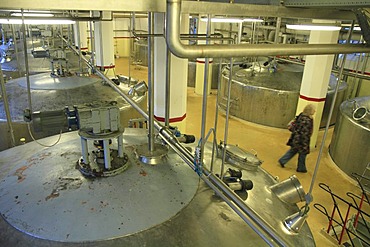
left=353, top=106, right=367, bottom=121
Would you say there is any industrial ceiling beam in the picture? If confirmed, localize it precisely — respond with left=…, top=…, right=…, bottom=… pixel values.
left=284, top=0, right=370, bottom=8
left=0, top=0, right=356, bottom=20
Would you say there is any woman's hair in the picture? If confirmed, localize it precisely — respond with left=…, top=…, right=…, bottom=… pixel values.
left=302, top=104, right=316, bottom=116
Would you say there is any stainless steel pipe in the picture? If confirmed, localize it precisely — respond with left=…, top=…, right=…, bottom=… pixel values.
left=166, top=0, right=370, bottom=58
left=63, top=35, right=287, bottom=247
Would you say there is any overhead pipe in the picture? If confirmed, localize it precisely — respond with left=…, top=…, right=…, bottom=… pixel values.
left=166, top=0, right=370, bottom=58
left=62, top=35, right=287, bottom=246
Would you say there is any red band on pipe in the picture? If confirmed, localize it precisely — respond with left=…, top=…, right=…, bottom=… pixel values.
left=299, top=94, right=326, bottom=102
left=80, top=47, right=88, bottom=50
left=196, top=60, right=213, bottom=64
left=154, top=113, right=186, bottom=123
left=99, top=65, right=116, bottom=69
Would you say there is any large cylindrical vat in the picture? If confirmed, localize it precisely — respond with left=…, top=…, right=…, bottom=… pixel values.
left=219, top=62, right=347, bottom=128
left=329, top=96, right=370, bottom=177
left=0, top=73, right=147, bottom=150
left=187, top=59, right=220, bottom=89
left=133, top=41, right=148, bottom=66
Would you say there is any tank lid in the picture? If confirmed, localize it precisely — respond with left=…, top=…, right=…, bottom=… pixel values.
left=16, top=72, right=100, bottom=90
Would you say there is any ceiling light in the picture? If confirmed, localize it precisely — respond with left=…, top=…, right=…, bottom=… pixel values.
left=286, top=24, right=341, bottom=31
left=200, top=17, right=263, bottom=23
left=11, top=13, right=54, bottom=17
left=0, top=18, right=75, bottom=25
left=243, top=18, right=264, bottom=23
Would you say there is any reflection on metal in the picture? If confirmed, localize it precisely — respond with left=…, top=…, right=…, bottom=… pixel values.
left=128, top=80, right=148, bottom=96
left=353, top=106, right=369, bottom=121
left=0, top=129, right=315, bottom=246
left=219, top=63, right=347, bottom=128
left=283, top=206, right=310, bottom=234
left=0, top=129, right=199, bottom=242
left=217, top=142, right=263, bottom=171
left=0, top=73, right=147, bottom=150
left=62, top=28, right=310, bottom=247
left=135, top=142, right=169, bottom=165
left=270, top=175, right=306, bottom=204
left=71, top=101, right=129, bottom=177
left=329, top=96, right=370, bottom=177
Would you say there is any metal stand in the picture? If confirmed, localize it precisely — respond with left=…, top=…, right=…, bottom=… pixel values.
left=77, top=129, right=129, bottom=177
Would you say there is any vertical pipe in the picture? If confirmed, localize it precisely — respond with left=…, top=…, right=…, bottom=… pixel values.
left=81, top=138, right=89, bottom=164
left=98, top=21, right=105, bottom=70
left=21, top=9, right=32, bottom=114
left=117, top=135, right=123, bottom=157
left=355, top=52, right=369, bottom=96
left=128, top=12, right=134, bottom=85
left=165, top=47, right=171, bottom=127
left=11, top=24, right=22, bottom=78
left=89, top=19, right=95, bottom=68
left=200, top=14, right=211, bottom=168
left=274, top=17, right=281, bottom=44
left=0, top=24, right=5, bottom=45
left=148, top=12, right=155, bottom=152
left=307, top=21, right=355, bottom=198
left=237, top=22, right=242, bottom=44
left=210, top=58, right=223, bottom=172
left=0, top=65, right=16, bottom=147
left=103, top=139, right=111, bottom=169
left=76, top=21, right=83, bottom=71
left=60, top=25, right=64, bottom=50
left=220, top=58, right=233, bottom=178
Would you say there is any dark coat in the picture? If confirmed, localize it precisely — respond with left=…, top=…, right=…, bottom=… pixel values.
left=287, top=114, right=313, bottom=154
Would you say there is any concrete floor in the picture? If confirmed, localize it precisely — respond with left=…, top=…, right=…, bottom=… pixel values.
left=114, top=57, right=368, bottom=246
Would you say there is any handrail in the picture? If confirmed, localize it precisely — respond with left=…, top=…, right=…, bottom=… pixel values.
left=61, top=35, right=288, bottom=247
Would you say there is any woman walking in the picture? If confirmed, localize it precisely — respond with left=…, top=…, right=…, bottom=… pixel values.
left=278, top=104, right=316, bottom=173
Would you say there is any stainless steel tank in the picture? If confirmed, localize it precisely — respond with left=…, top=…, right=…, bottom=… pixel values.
left=0, top=73, right=147, bottom=150
left=0, top=128, right=315, bottom=246
left=187, top=58, right=220, bottom=89
left=219, top=62, right=347, bottom=128
left=133, top=40, right=148, bottom=66
left=329, top=96, right=370, bottom=177
left=1, top=38, right=87, bottom=79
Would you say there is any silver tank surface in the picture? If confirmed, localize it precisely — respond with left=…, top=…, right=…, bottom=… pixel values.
left=0, top=73, right=147, bottom=150
left=1, top=38, right=87, bottom=79
left=219, top=62, right=347, bottom=128
left=188, top=58, right=220, bottom=89
left=329, top=96, right=370, bottom=177
left=0, top=128, right=315, bottom=246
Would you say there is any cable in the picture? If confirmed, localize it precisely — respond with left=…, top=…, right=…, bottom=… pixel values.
left=27, top=122, right=62, bottom=148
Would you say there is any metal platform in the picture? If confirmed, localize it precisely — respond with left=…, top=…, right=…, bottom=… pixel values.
left=0, top=129, right=198, bottom=242
left=0, top=128, right=316, bottom=246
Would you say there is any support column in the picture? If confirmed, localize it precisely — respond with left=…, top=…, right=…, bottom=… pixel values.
left=153, top=13, right=188, bottom=132
left=297, top=26, right=339, bottom=149
left=74, top=21, right=88, bottom=50
left=94, top=11, right=115, bottom=77
left=195, top=18, right=212, bottom=95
